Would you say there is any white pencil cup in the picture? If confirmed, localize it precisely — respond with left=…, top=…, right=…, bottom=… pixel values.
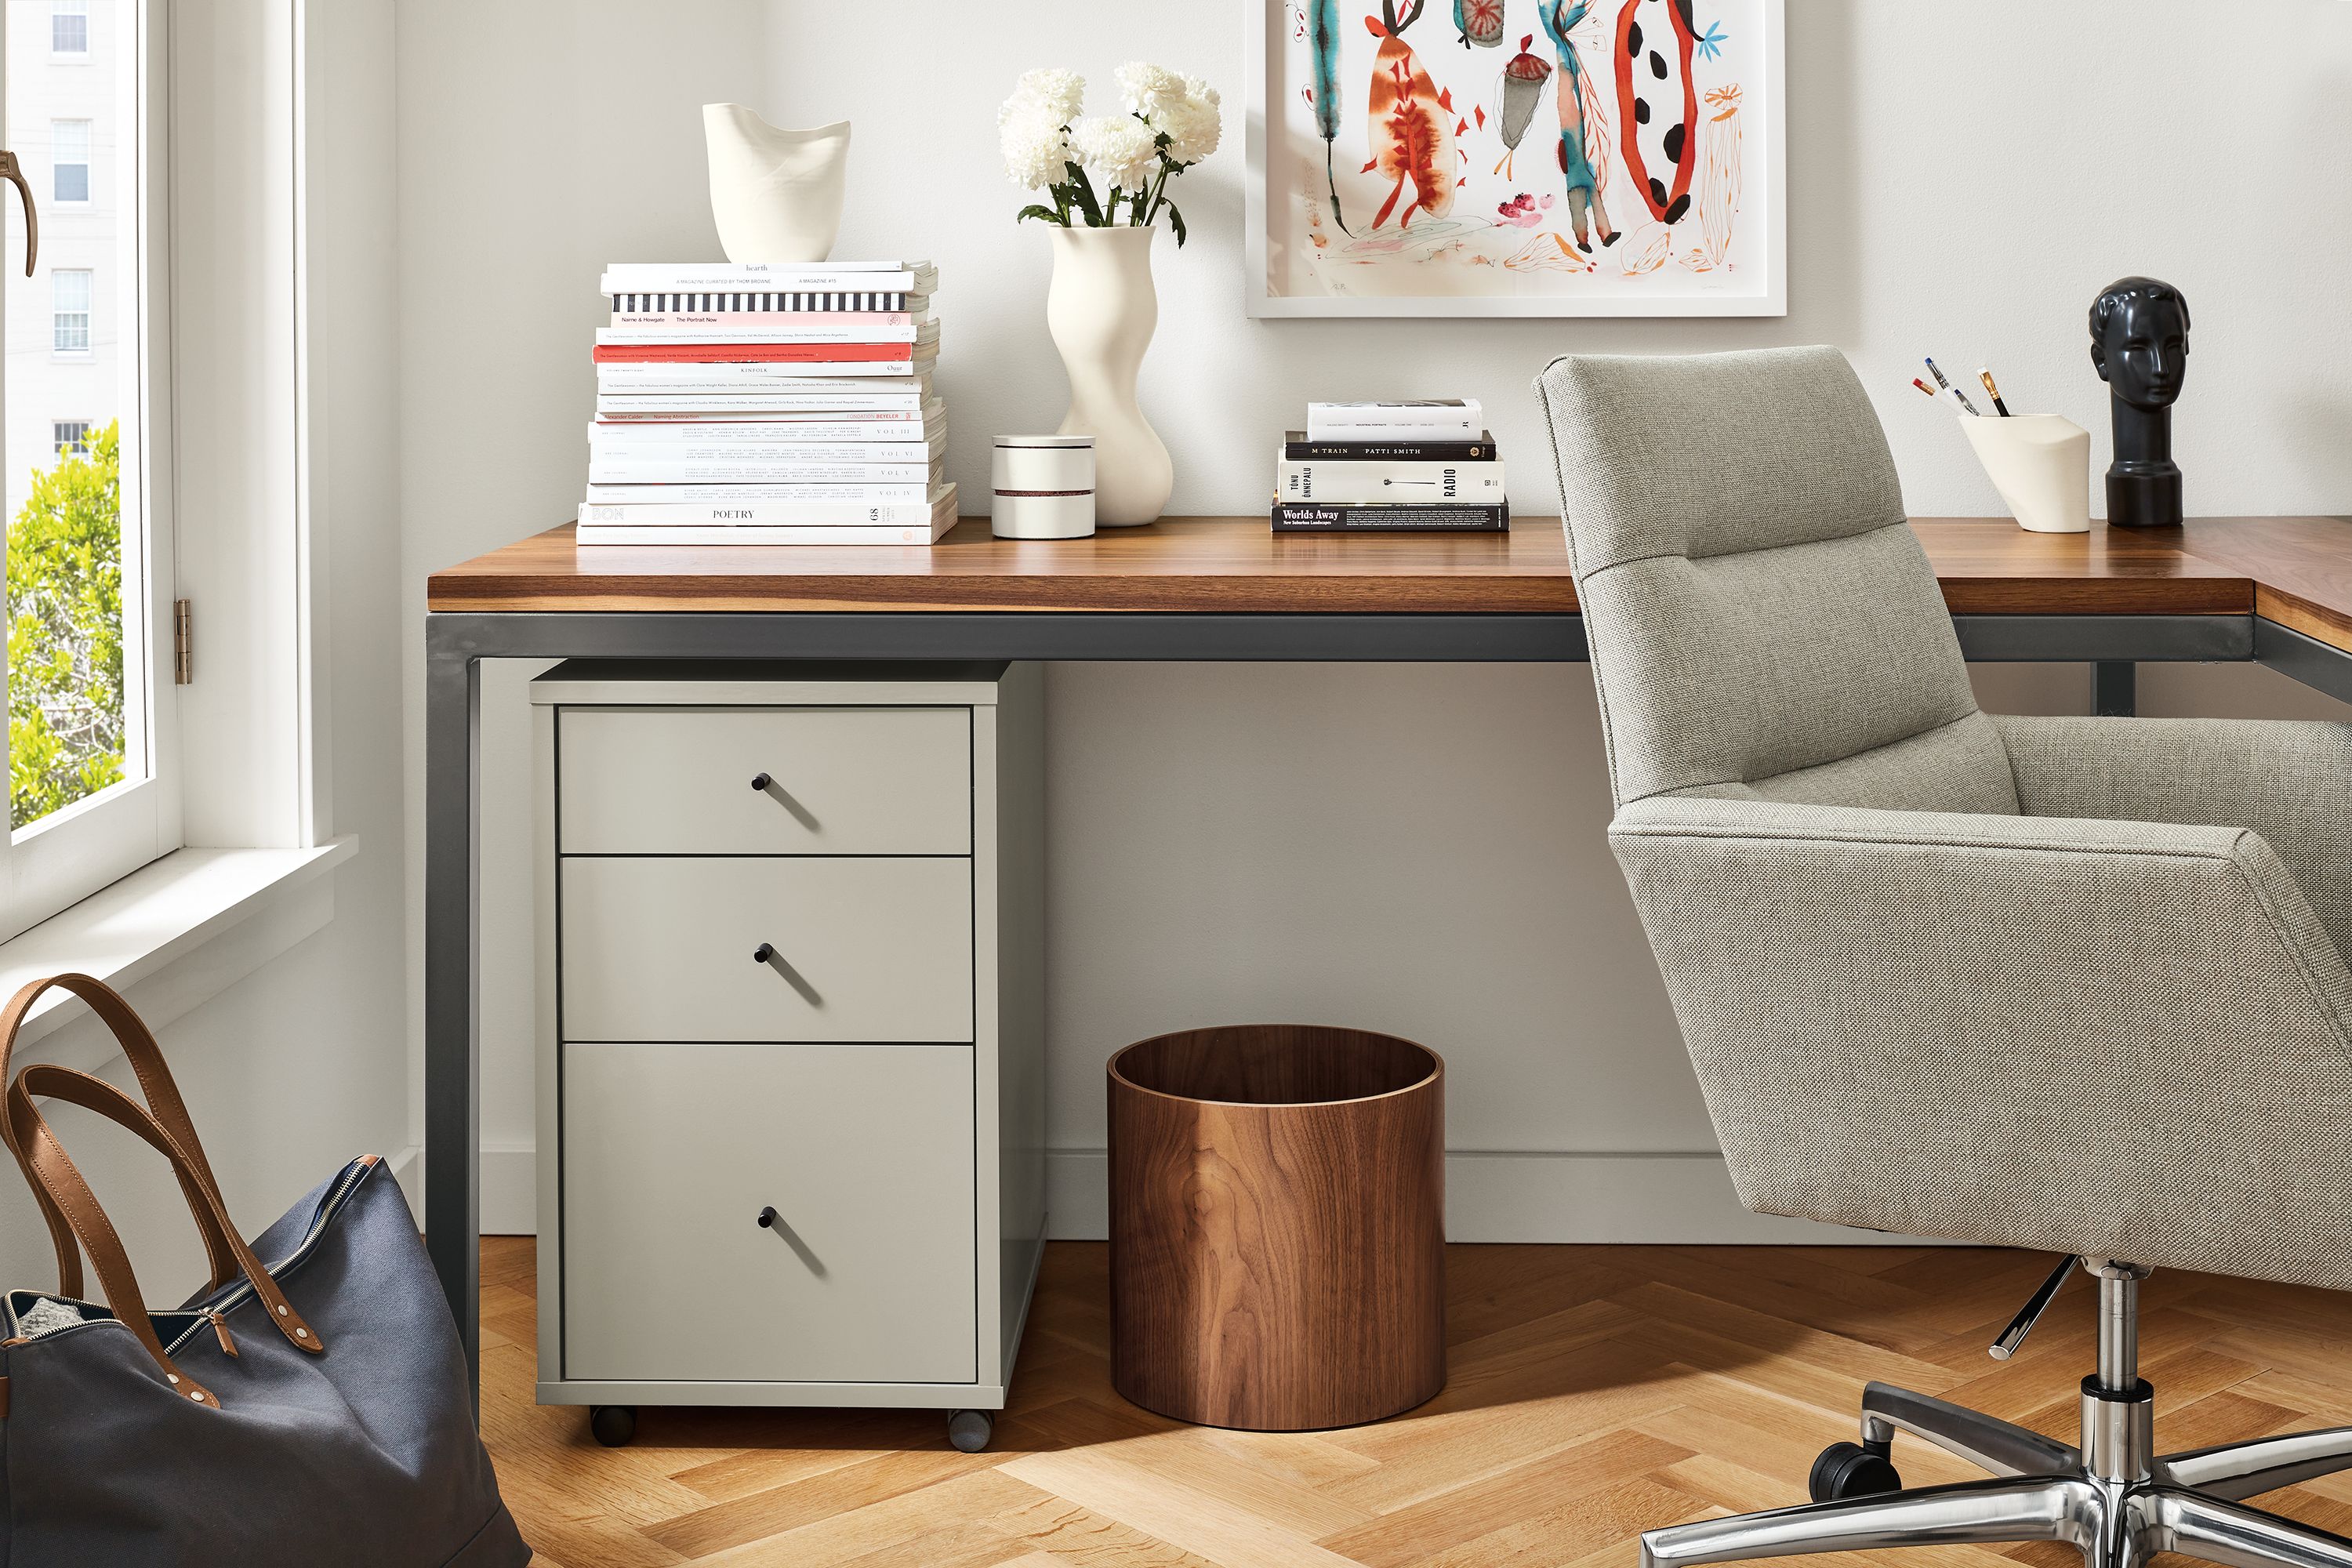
left=1960, top=414, right=2091, bottom=535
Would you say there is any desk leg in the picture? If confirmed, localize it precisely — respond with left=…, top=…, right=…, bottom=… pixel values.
left=424, top=640, right=482, bottom=1410
left=2092, top=662, right=2136, bottom=717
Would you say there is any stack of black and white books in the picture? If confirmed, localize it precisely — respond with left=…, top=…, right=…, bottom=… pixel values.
left=579, top=260, right=955, bottom=546
left=1271, top=401, right=1506, bottom=533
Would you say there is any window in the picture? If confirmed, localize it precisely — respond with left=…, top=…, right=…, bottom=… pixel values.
left=3, top=0, right=176, bottom=944
left=52, top=120, right=89, bottom=204
left=51, top=0, right=87, bottom=56
left=51, top=269, right=90, bottom=352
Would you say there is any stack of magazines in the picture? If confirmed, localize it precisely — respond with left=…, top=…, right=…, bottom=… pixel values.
left=578, top=260, right=956, bottom=545
left=1271, top=400, right=1507, bottom=533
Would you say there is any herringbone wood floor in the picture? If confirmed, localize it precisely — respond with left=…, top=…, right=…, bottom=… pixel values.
left=481, top=1238, right=2352, bottom=1567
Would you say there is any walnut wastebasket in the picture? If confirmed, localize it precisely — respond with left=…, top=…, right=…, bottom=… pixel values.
left=1107, top=1024, right=1445, bottom=1431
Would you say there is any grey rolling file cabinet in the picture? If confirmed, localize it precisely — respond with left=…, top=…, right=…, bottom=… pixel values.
left=529, top=659, right=1045, bottom=1453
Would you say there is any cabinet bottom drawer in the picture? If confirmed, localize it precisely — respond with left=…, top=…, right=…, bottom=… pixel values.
left=560, top=1042, right=977, bottom=1385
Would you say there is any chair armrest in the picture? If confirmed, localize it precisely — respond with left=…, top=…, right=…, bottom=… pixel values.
left=1607, top=794, right=2352, bottom=1288
left=1993, top=714, right=2352, bottom=963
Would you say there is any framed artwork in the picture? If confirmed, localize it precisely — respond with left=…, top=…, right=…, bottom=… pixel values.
left=1245, top=0, right=1784, bottom=317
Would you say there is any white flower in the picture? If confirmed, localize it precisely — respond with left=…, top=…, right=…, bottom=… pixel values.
left=1003, top=67, right=1084, bottom=129
left=999, top=108, right=1070, bottom=189
left=1115, top=61, right=1185, bottom=116
left=1155, top=78, right=1223, bottom=166
left=1071, top=114, right=1159, bottom=194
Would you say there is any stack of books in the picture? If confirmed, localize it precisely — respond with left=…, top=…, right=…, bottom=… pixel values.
left=1270, top=401, right=1508, bottom=533
left=578, top=260, right=956, bottom=546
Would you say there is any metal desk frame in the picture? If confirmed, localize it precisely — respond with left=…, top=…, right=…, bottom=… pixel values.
left=423, top=605, right=2349, bottom=1398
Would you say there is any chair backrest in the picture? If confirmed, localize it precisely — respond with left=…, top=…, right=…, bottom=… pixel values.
left=1534, top=346, right=2020, bottom=816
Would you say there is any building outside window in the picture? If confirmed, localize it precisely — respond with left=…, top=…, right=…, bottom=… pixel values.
left=52, top=0, right=88, bottom=56
left=52, top=119, right=89, bottom=203
left=52, top=269, right=90, bottom=353
left=50, top=419, right=89, bottom=455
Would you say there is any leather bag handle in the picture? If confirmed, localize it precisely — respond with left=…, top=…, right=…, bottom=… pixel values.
left=6, top=1065, right=325, bottom=1406
left=0, top=975, right=242, bottom=1298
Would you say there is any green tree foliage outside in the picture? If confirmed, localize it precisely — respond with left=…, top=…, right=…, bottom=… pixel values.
left=8, top=422, right=124, bottom=829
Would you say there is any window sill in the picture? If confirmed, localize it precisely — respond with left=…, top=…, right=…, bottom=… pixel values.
left=1, top=837, right=355, bottom=1069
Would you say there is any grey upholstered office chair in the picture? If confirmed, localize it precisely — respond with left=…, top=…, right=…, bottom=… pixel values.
left=1537, top=346, right=2352, bottom=1568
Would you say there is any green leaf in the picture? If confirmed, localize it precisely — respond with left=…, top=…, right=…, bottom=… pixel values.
left=1062, top=161, right=1106, bottom=226
left=1015, top=204, right=1064, bottom=225
left=1165, top=201, right=1188, bottom=247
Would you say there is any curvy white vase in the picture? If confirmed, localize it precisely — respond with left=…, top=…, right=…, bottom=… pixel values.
left=702, top=105, right=848, bottom=263
left=1047, top=226, right=1173, bottom=525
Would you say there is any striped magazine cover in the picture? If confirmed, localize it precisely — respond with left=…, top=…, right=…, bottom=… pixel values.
left=610, top=291, right=915, bottom=313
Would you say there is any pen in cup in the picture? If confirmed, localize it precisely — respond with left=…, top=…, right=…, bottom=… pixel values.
left=1978, top=368, right=2012, bottom=417
left=1925, top=358, right=1980, bottom=416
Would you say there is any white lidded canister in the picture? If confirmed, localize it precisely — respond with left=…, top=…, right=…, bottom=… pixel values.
left=992, top=435, right=1096, bottom=539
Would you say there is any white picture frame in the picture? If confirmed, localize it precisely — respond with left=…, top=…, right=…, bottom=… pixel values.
left=1245, top=0, right=1786, bottom=318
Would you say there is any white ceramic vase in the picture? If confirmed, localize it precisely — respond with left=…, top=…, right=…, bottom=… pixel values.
left=702, top=105, right=848, bottom=263
left=1047, top=226, right=1173, bottom=526
left=1960, top=413, right=2092, bottom=534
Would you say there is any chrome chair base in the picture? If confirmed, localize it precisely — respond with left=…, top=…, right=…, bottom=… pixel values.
left=1643, top=1265, right=2352, bottom=1568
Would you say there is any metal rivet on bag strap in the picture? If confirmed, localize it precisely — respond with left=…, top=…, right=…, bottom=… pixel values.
left=295, top=1328, right=308, bottom=1339
left=276, top=1305, right=288, bottom=1316
left=166, top=1374, right=179, bottom=1384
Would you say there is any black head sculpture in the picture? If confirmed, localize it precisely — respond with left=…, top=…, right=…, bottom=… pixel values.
left=2089, top=276, right=2189, bottom=528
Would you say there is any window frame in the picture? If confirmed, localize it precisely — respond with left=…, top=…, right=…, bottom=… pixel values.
left=50, top=116, right=90, bottom=205
left=49, top=418, right=90, bottom=454
left=1, top=0, right=180, bottom=944
left=50, top=0, right=89, bottom=61
left=49, top=264, right=91, bottom=351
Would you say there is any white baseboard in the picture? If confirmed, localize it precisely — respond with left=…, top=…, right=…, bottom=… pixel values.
left=1046, top=1148, right=1930, bottom=1244
left=394, top=1143, right=542, bottom=1236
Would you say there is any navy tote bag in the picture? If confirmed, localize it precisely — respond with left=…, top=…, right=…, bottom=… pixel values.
left=0, top=974, right=528, bottom=1566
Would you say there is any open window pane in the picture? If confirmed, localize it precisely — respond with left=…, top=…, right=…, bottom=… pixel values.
left=8, top=1, right=141, bottom=837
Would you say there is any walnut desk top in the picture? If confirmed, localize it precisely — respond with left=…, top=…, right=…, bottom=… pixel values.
left=429, top=515, right=2352, bottom=630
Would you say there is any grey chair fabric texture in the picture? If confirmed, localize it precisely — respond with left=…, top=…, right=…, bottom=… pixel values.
left=1536, top=345, right=2352, bottom=1290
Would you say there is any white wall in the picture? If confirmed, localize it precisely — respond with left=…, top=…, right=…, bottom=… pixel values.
left=397, top=1, right=2352, bottom=1241
left=0, top=0, right=408, bottom=1302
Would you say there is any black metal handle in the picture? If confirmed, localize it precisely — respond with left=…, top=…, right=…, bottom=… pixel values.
left=753, top=942, right=775, bottom=964
left=750, top=772, right=772, bottom=791
left=757, top=1206, right=778, bottom=1229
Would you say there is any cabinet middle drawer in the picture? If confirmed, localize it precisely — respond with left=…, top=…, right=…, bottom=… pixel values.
left=561, top=857, right=975, bottom=1043
left=557, top=706, right=971, bottom=855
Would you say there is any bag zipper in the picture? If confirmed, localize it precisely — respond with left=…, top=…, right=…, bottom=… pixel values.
left=166, top=1156, right=375, bottom=1356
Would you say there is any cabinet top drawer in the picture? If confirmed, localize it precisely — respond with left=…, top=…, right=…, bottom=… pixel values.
left=557, top=705, right=971, bottom=855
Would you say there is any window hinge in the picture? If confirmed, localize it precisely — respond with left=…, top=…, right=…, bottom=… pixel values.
left=173, top=598, right=191, bottom=685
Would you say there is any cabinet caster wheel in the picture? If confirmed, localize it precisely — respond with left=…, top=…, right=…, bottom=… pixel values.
left=946, top=1410, right=993, bottom=1453
left=1809, top=1440, right=1900, bottom=1502
left=590, top=1405, right=637, bottom=1447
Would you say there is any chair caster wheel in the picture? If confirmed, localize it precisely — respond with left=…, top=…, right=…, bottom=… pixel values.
left=590, top=1405, right=637, bottom=1447
left=947, top=1410, right=993, bottom=1453
left=1809, top=1440, right=1900, bottom=1502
